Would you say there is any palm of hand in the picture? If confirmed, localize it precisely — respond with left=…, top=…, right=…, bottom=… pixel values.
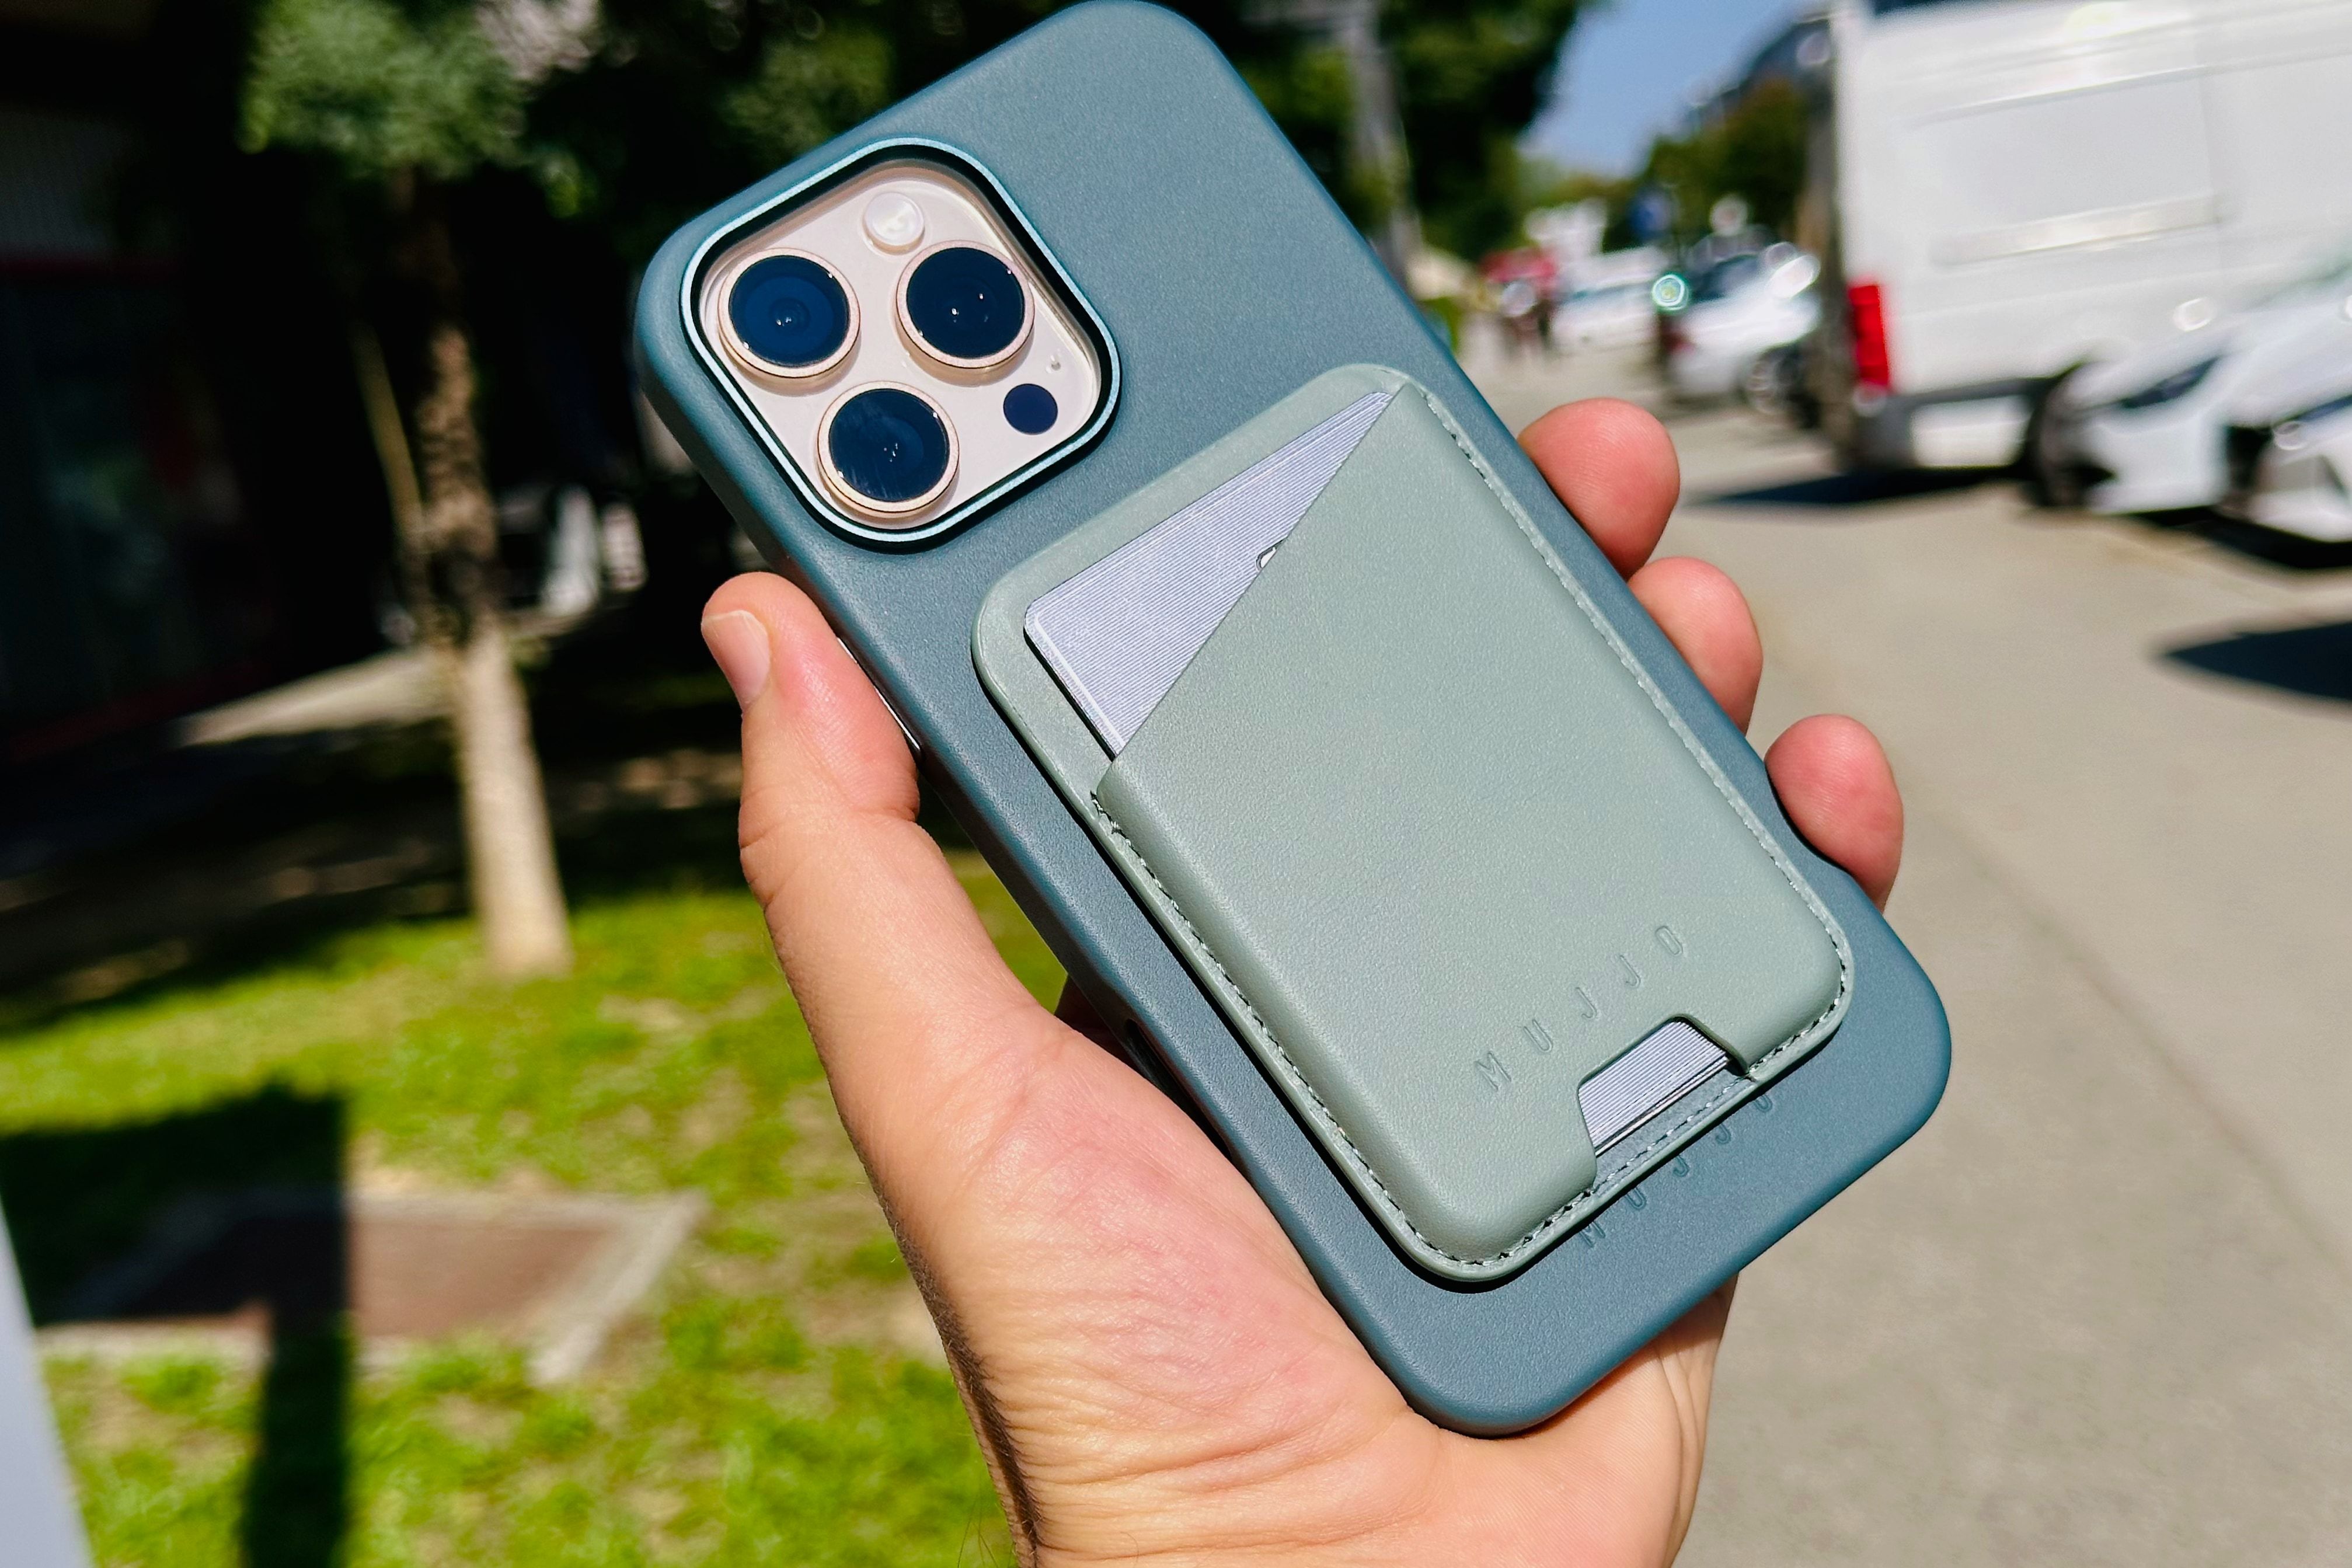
left=898, top=988, right=1734, bottom=1566
left=701, top=401, right=1904, bottom=1567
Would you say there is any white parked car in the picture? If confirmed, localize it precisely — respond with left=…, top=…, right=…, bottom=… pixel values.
left=2053, top=253, right=2352, bottom=514
left=1664, top=248, right=1823, bottom=405
left=2221, top=371, right=2352, bottom=543
left=1553, top=277, right=1660, bottom=351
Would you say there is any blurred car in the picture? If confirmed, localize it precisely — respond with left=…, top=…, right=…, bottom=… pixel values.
left=1549, top=249, right=1665, bottom=352
left=1553, top=277, right=1660, bottom=351
left=2049, top=250, right=2352, bottom=513
left=1480, top=247, right=1561, bottom=356
left=1748, top=336, right=1822, bottom=428
left=2221, top=376, right=2352, bottom=543
left=1663, top=247, right=1822, bottom=404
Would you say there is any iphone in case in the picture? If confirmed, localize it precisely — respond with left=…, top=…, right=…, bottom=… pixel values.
left=636, top=1, right=1948, bottom=1433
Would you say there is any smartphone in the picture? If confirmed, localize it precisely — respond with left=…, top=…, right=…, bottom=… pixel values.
left=636, top=0, right=1948, bottom=1433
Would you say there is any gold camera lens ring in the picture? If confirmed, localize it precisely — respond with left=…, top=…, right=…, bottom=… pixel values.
left=813, top=381, right=960, bottom=523
left=895, top=241, right=1035, bottom=372
left=718, top=248, right=860, bottom=380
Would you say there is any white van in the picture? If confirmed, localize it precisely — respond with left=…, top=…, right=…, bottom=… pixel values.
left=1814, top=0, right=2352, bottom=478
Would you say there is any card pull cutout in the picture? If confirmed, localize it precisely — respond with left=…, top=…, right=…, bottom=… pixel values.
left=1581, top=1021, right=1731, bottom=1154
left=1025, top=390, right=1392, bottom=752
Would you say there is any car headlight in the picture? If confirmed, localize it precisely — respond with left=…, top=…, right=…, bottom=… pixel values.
left=2113, top=356, right=2221, bottom=411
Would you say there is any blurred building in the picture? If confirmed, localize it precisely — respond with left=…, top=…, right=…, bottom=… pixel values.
left=0, top=0, right=397, bottom=765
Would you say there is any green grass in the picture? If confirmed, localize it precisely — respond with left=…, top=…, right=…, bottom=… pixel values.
left=4, top=855, right=1062, bottom=1567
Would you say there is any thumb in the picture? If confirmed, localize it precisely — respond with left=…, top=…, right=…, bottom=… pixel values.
left=700, top=573, right=1067, bottom=1202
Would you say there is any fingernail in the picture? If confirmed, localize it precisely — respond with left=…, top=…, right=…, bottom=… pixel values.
left=702, top=611, right=772, bottom=709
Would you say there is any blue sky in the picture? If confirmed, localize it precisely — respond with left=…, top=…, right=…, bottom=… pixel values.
left=1525, top=0, right=1803, bottom=176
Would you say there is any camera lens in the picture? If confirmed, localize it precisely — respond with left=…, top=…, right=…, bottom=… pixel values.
left=821, top=385, right=956, bottom=515
left=900, top=245, right=1030, bottom=367
left=1003, top=382, right=1058, bottom=434
left=726, top=252, right=854, bottom=375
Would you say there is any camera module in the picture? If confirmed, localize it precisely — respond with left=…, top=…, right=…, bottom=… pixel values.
left=725, top=252, right=856, bottom=377
left=819, top=385, right=957, bottom=518
left=899, top=244, right=1031, bottom=369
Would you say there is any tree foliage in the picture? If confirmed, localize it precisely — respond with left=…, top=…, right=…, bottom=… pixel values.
left=242, top=0, right=525, bottom=179
left=1384, top=0, right=1588, bottom=254
left=239, top=0, right=1594, bottom=270
left=1634, top=78, right=1810, bottom=245
left=517, top=0, right=1590, bottom=265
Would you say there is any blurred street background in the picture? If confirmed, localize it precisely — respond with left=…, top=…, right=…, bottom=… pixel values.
left=2, top=0, right=2350, bottom=1563
left=1475, top=345, right=2352, bottom=1564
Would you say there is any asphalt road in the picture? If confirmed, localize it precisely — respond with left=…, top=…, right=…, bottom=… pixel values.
left=1472, top=347, right=2352, bottom=1566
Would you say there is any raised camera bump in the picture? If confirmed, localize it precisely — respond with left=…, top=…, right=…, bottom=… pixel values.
left=816, top=383, right=959, bottom=520
left=897, top=242, right=1032, bottom=370
left=722, top=250, right=858, bottom=378
left=694, top=156, right=1112, bottom=545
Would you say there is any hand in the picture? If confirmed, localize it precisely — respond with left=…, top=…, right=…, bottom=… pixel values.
left=699, top=399, right=1905, bottom=1566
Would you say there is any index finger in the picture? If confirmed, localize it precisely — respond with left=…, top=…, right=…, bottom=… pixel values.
left=1519, top=398, right=1682, bottom=578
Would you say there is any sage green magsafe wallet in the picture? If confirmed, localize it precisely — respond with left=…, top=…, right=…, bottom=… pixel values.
left=974, top=365, right=1850, bottom=1281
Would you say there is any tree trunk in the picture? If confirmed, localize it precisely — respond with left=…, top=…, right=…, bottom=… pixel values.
left=361, top=180, right=572, bottom=978
left=445, top=607, right=570, bottom=977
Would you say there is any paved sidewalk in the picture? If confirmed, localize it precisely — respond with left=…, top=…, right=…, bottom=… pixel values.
left=1473, top=354, right=2352, bottom=1564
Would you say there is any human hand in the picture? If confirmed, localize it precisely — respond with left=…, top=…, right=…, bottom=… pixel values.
left=699, top=399, right=1905, bottom=1566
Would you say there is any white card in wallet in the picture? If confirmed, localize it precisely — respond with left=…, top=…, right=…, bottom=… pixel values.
left=1023, top=390, right=1391, bottom=754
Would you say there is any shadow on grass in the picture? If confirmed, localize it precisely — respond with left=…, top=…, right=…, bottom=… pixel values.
left=0, top=794, right=758, bottom=1040
left=0, top=565, right=994, bottom=1031
left=0, top=610, right=768, bottom=1026
left=1, top=1087, right=350, bottom=1568
left=2164, top=618, right=2352, bottom=705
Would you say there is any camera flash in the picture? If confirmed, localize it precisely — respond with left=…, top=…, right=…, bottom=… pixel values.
left=862, top=192, right=925, bottom=252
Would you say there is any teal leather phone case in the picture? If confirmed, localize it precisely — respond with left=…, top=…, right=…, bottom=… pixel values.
left=636, top=1, right=1949, bottom=1431
left=979, top=368, right=1848, bottom=1278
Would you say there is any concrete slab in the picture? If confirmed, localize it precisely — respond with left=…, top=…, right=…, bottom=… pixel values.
left=39, top=1190, right=703, bottom=1384
left=1668, top=439, right=2352, bottom=1274
left=1685, top=708, right=2352, bottom=1565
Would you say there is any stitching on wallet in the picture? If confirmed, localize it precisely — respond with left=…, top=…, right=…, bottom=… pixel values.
left=1086, top=798, right=1500, bottom=1257
left=1092, top=795, right=1748, bottom=1274
left=1406, top=384, right=1855, bottom=1064
left=1086, top=381, right=1855, bottom=1276
left=1595, top=1079, right=1743, bottom=1190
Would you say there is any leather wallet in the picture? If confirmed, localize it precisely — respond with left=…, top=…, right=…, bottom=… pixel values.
left=976, top=366, right=1849, bottom=1281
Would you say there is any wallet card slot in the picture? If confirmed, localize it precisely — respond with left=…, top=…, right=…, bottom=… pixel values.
left=1089, top=383, right=1849, bottom=1278
left=1025, top=389, right=1392, bottom=753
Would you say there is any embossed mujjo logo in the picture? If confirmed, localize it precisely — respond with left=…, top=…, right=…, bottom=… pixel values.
left=1473, top=926, right=1695, bottom=1103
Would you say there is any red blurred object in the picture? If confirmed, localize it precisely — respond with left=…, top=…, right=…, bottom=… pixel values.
left=1480, top=247, right=1560, bottom=293
left=1849, top=280, right=1894, bottom=391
